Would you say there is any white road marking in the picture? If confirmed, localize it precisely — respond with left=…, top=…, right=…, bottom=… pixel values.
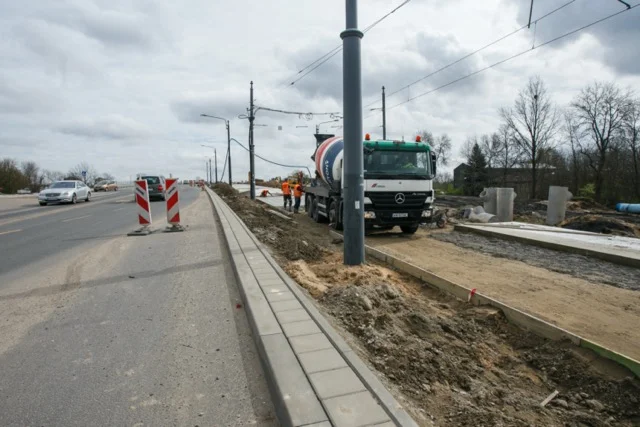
left=62, top=214, right=91, bottom=223
left=0, top=229, right=22, bottom=236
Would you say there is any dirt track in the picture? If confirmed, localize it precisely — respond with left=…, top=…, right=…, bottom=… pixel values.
left=214, top=185, right=640, bottom=426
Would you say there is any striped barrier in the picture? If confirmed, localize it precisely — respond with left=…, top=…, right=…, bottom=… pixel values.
left=128, top=179, right=152, bottom=236
left=165, top=178, right=184, bottom=232
left=135, top=179, right=152, bottom=225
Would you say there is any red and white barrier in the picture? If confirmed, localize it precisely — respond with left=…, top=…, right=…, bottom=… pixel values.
left=165, top=178, right=181, bottom=226
left=135, top=179, right=152, bottom=226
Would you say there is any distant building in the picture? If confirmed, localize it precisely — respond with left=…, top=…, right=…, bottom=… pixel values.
left=453, top=163, right=558, bottom=199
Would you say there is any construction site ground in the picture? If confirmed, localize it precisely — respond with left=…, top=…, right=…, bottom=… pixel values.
left=214, top=184, right=640, bottom=427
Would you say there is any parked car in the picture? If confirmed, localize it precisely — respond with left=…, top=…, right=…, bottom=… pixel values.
left=138, top=175, right=166, bottom=201
left=38, top=180, right=91, bottom=205
left=17, top=188, right=31, bottom=194
left=94, top=180, right=118, bottom=192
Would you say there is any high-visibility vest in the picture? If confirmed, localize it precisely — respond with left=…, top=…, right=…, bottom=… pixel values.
left=282, top=182, right=291, bottom=195
left=293, top=185, right=303, bottom=198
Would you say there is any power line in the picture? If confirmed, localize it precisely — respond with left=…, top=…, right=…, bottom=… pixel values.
left=364, top=0, right=576, bottom=110
left=251, top=106, right=341, bottom=121
left=370, top=3, right=639, bottom=115
left=282, top=0, right=412, bottom=89
left=231, top=138, right=312, bottom=177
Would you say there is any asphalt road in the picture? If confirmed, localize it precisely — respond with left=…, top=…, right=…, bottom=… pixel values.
left=0, top=187, right=277, bottom=426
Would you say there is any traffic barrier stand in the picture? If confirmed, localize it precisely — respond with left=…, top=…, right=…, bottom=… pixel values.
left=164, top=178, right=185, bottom=232
left=128, top=179, right=153, bottom=236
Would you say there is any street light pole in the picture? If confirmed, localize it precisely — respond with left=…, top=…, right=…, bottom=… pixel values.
left=248, top=81, right=256, bottom=200
left=200, top=114, right=232, bottom=186
left=214, top=149, right=218, bottom=183
left=341, top=0, right=365, bottom=265
left=209, top=158, right=212, bottom=186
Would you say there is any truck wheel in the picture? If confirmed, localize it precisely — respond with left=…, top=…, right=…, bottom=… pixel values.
left=329, top=200, right=343, bottom=231
left=306, top=195, right=313, bottom=217
left=312, top=199, right=320, bottom=223
left=400, top=225, right=419, bottom=234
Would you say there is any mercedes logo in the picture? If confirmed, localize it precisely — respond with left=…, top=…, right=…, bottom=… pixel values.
left=394, top=193, right=405, bottom=204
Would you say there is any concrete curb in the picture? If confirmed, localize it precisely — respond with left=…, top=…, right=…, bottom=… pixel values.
left=331, top=230, right=640, bottom=379
left=454, top=223, right=640, bottom=269
left=205, top=188, right=418, bottom=427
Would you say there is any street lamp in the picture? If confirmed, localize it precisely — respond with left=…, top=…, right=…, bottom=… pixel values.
left=315, top=118, right=341, bottom=134
left=201, top=144, right=218, bottom=183
left=201, top=114, right=232, bottom=185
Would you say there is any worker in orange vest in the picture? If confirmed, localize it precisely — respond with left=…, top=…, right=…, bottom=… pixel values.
left=281, top=179, right=292, bottom=211
left=293, top=181, right=304, bottom=213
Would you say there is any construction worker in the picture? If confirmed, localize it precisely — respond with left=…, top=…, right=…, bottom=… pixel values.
left=281, top=179, right=292, bottom=211
left=260, top=189, right=272, bottom=197
left=293, top=181, right=304, bottom=213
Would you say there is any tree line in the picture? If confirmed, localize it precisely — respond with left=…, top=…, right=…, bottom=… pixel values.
left=455, top=77, right=639, bottom=203
left=0, top=159, right=114, bottom=194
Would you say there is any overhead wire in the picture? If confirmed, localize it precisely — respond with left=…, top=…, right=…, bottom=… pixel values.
left=364, top=0, right=576, bottom=110
left=368, top=2, right=639, bottom=117
left=231, top=138, right=312, bottom=177
left=282, top=0, right=412, bottom=89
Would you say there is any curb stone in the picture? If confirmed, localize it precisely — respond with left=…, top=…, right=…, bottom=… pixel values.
left=205, top=188, right=418, bottom=427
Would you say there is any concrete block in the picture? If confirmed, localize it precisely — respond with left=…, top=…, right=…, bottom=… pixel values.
left=289, top=333, right=334, bottom=354
left=373, top=422, right=396, bottom=426
left=275, top=308, right=311, bottom=324
left=299, top=422, right=331, bottom=427
left=261, top=334, right=329, bottom=426
left=281, top=320, right=322, bottom=338
left=257, top=277, right=286, bottom=286
left=266, top=291, right=297, bottom=303
left=309, top=367, right=366, bottom=399
left=323, top=391, right=390, bottom=427
left=298, top=348, right=347, bottom=374
left=270, top=299, right=304, bottom=313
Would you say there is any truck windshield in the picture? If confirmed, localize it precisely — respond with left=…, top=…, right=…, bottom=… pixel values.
left=364, top=150, right=432, bottom=179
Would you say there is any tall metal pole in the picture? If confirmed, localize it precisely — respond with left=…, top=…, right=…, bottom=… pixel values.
left=226, top=121, right=232, bottom=185
left=249, top=81, right=256, bottom=200
left=205, top=161, right=209, bottom=183
left=214, top=149, right=218, bottom=183
left=209, top=158, right=212, bottom=185
left=341, top=0, right=365, bottom=265
left=382, top=86, right=387, bottom=140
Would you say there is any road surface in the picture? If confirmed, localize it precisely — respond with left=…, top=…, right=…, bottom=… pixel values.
left=0, top=187, right=277, bottom=426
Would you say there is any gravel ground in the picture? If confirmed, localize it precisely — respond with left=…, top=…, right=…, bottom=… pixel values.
left=430, top=231, right=640, bottom=291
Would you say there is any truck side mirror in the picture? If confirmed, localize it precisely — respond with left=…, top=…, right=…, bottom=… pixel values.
left=431, top=152, right=437, bottom=178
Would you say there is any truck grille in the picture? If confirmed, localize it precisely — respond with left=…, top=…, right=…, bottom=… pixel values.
left=367, top=191, right=431, bottom=210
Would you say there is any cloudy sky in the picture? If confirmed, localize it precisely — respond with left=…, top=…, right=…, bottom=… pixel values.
left=2, top=0, right=639, bottom=182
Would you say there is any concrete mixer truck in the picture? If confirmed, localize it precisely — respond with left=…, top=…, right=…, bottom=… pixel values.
left=305, top=134, right=436, bottom=234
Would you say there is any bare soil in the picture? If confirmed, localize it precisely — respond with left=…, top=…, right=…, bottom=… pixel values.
left=215, top=185, right=640, bottom=427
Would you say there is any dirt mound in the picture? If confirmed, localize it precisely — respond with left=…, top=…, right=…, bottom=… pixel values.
left=213, top=188, right=327, bottom=261
left=213, top=183, right=238, bottom=197
left=561, top=215, right=640, bottom=238
left=321, top=281, right=640, bottom=426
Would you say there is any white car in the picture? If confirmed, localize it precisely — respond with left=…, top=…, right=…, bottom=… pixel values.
left=17, top=188, right=32, bottom=194
left=38, top=180, right=91, bottom=206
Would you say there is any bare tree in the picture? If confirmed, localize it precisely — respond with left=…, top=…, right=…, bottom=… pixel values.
left=419, top=130, right=452, bottom=173
left=623, top=99, right=640, bottom=199
left=480, top=133, right=501, bottom=168
left=43, top=170, right=65, bottom=184
left=500, top=76, right=560, bottom=199
left=68, top=162, right=98, bottom=186
left=570, top=82, right=632, bottom=202
left=493, top=124, right=521, bottom=186
left=21, top=161, right=40, bottom=190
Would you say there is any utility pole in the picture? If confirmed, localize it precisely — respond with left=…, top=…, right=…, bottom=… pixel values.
left=226, top=121, right=232, bottom=185
left=248, top=81, right=256, bottom=200
left=382, top=86, right=387, bottom=140
left=208, top=158, right=212, bottom=185
left=341, top=0, right=365, bottom=265
left=205, top=161, right=209, bottom=183
left=214, top=149, right=218, bottom=183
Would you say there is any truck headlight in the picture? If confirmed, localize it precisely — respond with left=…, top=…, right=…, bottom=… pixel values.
left=422, top=210, right=432, bottom=218
left=364, top=211, right=376, bottom=219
